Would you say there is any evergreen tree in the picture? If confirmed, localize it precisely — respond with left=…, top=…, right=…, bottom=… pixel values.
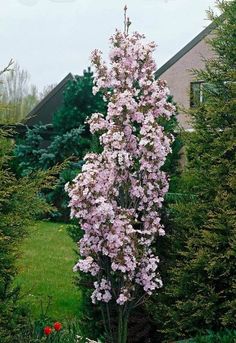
left=53, top=68, right=105, bottom=135
left=15, top=68, right=106, bottom=220
left=149, top=1, right=236, bottom=340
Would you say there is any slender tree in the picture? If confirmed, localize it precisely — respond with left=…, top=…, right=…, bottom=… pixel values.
left=66, top=9, right=175, bottom=343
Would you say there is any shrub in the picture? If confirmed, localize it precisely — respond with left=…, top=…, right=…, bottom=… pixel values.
left=0, top=126, right=57, bottom=342
left=177, top=330, right=236, bottom=343
left=147, top=1, right=236, bottom=341
left=14, top=68, right=106, bottom=221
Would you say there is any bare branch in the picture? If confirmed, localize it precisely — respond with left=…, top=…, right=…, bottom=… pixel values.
left=0, top=59, right=14, bottom=76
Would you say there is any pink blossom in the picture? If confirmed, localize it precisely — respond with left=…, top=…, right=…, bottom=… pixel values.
left=116, top=293, right=129, bottom=305
left=73, top=256, right=100, bottom=276
left=88, top=113, right=108, bottom=134
left=91, top=278, right=112, bottom=304
left=66, top=28, right=175, bottom=306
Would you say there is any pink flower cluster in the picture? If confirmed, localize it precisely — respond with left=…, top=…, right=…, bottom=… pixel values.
left=73, top=256, right=100, bottom=276
left=66, top=29, right=175, bottom=305
left=91, top=278, right=112, bottom=304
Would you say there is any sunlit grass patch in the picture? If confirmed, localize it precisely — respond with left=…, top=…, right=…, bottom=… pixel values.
left=15, top=221, right=80, bottom=320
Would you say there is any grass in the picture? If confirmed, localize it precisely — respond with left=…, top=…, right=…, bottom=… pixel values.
left=15, top=220, right=81, bottom=320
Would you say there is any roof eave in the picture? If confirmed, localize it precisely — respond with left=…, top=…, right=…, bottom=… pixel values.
left=25, top=72, right=74, bottom=120
left=155, top=20, right=217, bottom=78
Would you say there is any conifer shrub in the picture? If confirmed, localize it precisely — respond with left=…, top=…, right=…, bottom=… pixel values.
left=147, top=1, right=236, bottom=341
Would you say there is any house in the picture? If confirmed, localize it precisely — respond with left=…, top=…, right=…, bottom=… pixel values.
left=19, top=21, right=217, bottom=133
left=0, top=74, right=70, bottom=136
left=9, top=72, right=74, bottom=139
left=155, top=20, right=216, bottom=130
left=25, top=72, right=74, bottom=127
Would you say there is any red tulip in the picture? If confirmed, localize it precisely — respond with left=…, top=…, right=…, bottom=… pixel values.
left=44, top=326, right=52, bottom=336
left=53, top=321, right=62, bottom=331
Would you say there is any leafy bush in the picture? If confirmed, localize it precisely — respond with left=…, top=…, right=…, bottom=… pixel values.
left=147, top=1, right=236, bottom=341
left=177, top=330, right=236, bottom=343
left=0, top=127, right=57, bottom=342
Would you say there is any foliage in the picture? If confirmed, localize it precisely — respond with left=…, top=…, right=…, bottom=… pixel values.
left=14, top=68, right=106, bottom=220
left=0, top=61, right=59, bottom=341
left=0, top=126, right=57, bottom=342
left=10, top=293, right=104, bottom=343
left=53, top=68, right=105, bottom=136
left=13, top=316, right=86, bottom=343
left=66, top=12, right=176, bottom=343
left=148, top=1, right=236, bottom=341
left=177, top=330, right=236, bottom=343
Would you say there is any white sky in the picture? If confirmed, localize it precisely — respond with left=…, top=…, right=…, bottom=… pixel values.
left=1, top=0, right=217, bottom=91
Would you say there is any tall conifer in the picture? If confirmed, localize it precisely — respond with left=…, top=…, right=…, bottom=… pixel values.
left=150, top=1, right=236, bottom=340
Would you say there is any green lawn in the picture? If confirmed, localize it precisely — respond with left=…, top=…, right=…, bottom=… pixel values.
left=15, top=221, right=81, bottom=320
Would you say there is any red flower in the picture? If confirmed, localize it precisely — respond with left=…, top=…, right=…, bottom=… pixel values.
left=44, top=326, right=52, bottom=336
left=53, top=322, right=62, bottom=331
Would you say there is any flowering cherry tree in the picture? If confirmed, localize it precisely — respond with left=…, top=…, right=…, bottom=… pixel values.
left=66, top=9, right=175, bottom=343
